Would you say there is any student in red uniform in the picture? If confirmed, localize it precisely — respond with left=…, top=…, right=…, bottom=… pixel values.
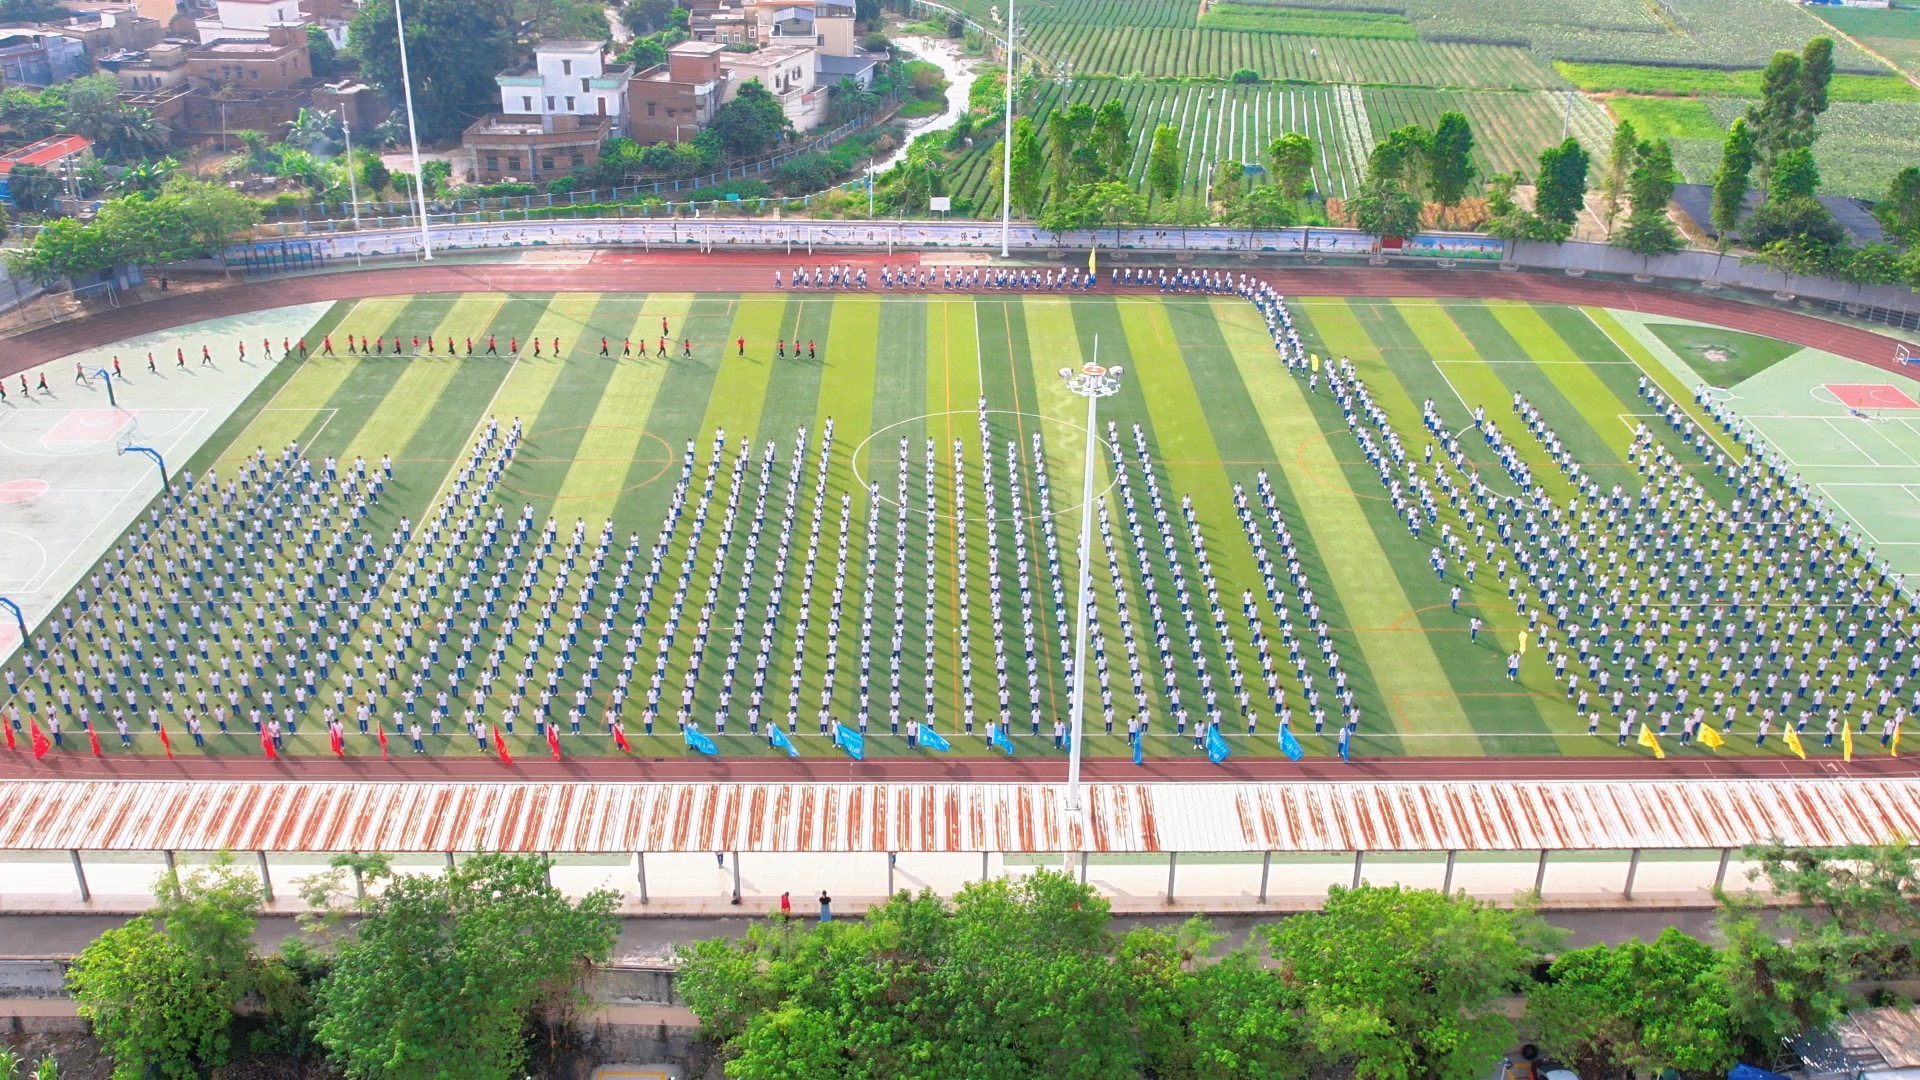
left=682, top=339, right=692, bottom=358
left=323, top=335, right=335, bottom=356
left=736, top=336, right=745, bottom=356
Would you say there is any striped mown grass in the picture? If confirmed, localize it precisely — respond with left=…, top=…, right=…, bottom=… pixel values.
left=5, top=293, right=1854, bottom=764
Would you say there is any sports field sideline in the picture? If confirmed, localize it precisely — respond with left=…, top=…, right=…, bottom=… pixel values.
left=0, top=287, right=1912, bottom=763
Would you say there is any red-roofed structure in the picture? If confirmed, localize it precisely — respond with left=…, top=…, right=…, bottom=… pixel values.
left=0, top=134, right=93, bottom=176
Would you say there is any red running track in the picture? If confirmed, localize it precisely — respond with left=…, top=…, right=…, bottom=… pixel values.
left=2, top=253, right=1914, bottom=783
left=1, top=256, right=1912, bottom=380
left=0, top=746, right=1910, bottom=784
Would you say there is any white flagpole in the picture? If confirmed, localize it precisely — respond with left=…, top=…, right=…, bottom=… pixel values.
left=392, top=0, right=433, bottom=260
left=999, top=0, right=1014, bottom=258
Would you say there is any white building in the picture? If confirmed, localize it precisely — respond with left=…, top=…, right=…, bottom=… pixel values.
left=495, top=40, right=631, bottom=130
left=202, top=0, right=298, bottom=38
left=718, top=42, right=828, bottom=132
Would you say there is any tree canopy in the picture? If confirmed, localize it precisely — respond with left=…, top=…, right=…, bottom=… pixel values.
left=711, top=80, right=793, bottom=159
left=349, top=0, right=516, bottom=142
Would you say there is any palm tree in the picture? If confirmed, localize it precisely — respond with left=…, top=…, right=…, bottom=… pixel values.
left=283, top=107, right=339, bottom=154
left=120, top=156, right=178, bottom=194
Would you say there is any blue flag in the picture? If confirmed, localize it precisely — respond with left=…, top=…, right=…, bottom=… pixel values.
left=1205, top=725, right=1232, bottom=764
left=918, top=724, right=951, bottom=753
left=769, top=724, right=799, bottom=759
left=684, top=725, right=718, bottom=756
left=1338, top=725, right=1352, bottom=763
left=989, top=724, right=1015, bottom=757
left=833, top=722, right=864, bottom=761
left=1279, top=725, right=1304, bottom=762
left=1131, top=730, right=1143, bottom=766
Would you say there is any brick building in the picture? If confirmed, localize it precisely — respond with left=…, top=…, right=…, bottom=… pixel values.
left=626, top=41, right=725, bottom=145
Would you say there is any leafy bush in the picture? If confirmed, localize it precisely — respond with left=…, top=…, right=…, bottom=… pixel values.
left=1231, top=67, right=1261, bottom=83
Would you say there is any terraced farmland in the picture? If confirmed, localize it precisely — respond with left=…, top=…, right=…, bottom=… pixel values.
left=1017, top=26, right=1563, bottom=86
left=944, top=81, right=1615, bottom=219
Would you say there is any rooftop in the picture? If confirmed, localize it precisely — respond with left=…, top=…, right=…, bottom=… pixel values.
left=3, top=777, right=1919, bottom=855
left=536, top=38, right=605, bottom=52
left=721, top=42, right=813, bottom=66
left=0, top=134, right=91, bottom=175
left=669, top=40, right=726, bottom=56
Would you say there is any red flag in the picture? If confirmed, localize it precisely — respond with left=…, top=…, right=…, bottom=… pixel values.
left=377, top=727, right=389, bottom=758
left=87, top=728, right=101, bottom=757
left=5, top=722, right=15, bottom=751
left=29, top=721, right=48, bottom=760
left=493, top=725, right=512, bottom=765
left=328, top=727, right=344, bottom=758
left=546, top=724, right=562, bottom=761
left=261, top=730, right=277, bottom=760
left=158, top=726, right=173, bottom=759
left=612, top=722, right=631, bottom=753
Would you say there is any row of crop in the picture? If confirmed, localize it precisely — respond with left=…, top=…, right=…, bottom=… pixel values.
left=941, top=80, right=1645, bottom=221
left=1014, top=0, right=1196, bottom=27
left=1399, top=0, right=1882, bottom=70
left=1024, top=26, right=1560, bottom=87
left=943, top=81, right=1373, bottom=218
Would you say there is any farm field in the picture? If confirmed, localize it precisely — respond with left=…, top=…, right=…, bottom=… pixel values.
left=1804, top=1, right=1920, bottom=77
left=4, top=291, right=1905, bottom=768
left=945, top=80, right=1613, bottom=218
left=1555, top=62, right=1920, bottom=100
left=1644, top=97, right=1920, bottom=199
left=955, top=0, right=1891, bottom=75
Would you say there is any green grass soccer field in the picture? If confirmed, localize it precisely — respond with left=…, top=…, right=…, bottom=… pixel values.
left=5, top=291, right=1911, bottom=763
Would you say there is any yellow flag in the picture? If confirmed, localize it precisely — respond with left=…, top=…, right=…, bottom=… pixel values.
left=1700, top=723, right=1725, bottom=750
left=1518, top=634, right=1529, bottom=655
left=1844, top=726, right=1854, bottom=762
left=1784, top=726, right=1807, bottom=761
left=1894, top=727, right=1903, bottom=758
left=1311, top=353, right=1321, bottom=372
left=1637, top=723, right=1665, bottom=760
left=1088, top=246, right=1097, bottom=274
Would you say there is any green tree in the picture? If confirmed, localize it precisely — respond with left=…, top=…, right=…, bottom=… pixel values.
left=1347, top=178, right=1422, bottom=241
left=1526, top=928, right=1737, bottom=1079
left=1876, top=166, right=1920, bottom=246
left=307, top=25, right=349, bottom=78
left=1049, top=101, right=1097, bottom=199
left=5, top=163, right=59, bottom=213
left=1223, top=183, right=1298, bottom=236
left=622, top=0, right=673, bottom=34
left=1231, top=67, right=1259, bottom=84
left=1266, top=884, right=1558, bottom=1080
left=349, top=0, right=516, bottom=141
left=312, top=854, right=619, bottom=1080
left=1090, top=98, right=1131, bottom=182
left=1745, top=49, right=1803, bottom=185
left=1772, top=146, right=1821, bottom=202
left=1426, top=111, right=1475, bottom=209
left=1365, top=123, right=1432, bottom=189
left=1533, top=136, right=1590, bottom=227
left=1710, top=116, right=1756, bottom=241
left=1614, top=137, right=1682, bottom=258
left=359, top=153, right=391, bottom=194
left=162, top=177, right=262, bottom=261
left=1600, top=117, right=1638, bottom=238
left=66, top=856, right=265, bottom=1080
left=1147, top=124, right=1181, bottom=201
left=1008, top=115, right=1044, bottom=215
left=711, top=80, right=793, bottom=158
left=1266, top=131, right=1314, bottom=202
left=1796, top=36, right=1835, bottom=146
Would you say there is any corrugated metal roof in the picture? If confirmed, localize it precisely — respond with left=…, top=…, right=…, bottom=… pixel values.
left=0, top=779, right=1916, bottom=854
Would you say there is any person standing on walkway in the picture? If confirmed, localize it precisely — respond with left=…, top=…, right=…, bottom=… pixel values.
left=818, top=890, right=832, bottom=923
left=779, top=891, right=792, bottom=919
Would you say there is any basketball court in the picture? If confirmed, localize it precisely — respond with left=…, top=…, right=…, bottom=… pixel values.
left=0, top=303, right=331, bottom=665
left=1708, top=351, right=1920, bottom=576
